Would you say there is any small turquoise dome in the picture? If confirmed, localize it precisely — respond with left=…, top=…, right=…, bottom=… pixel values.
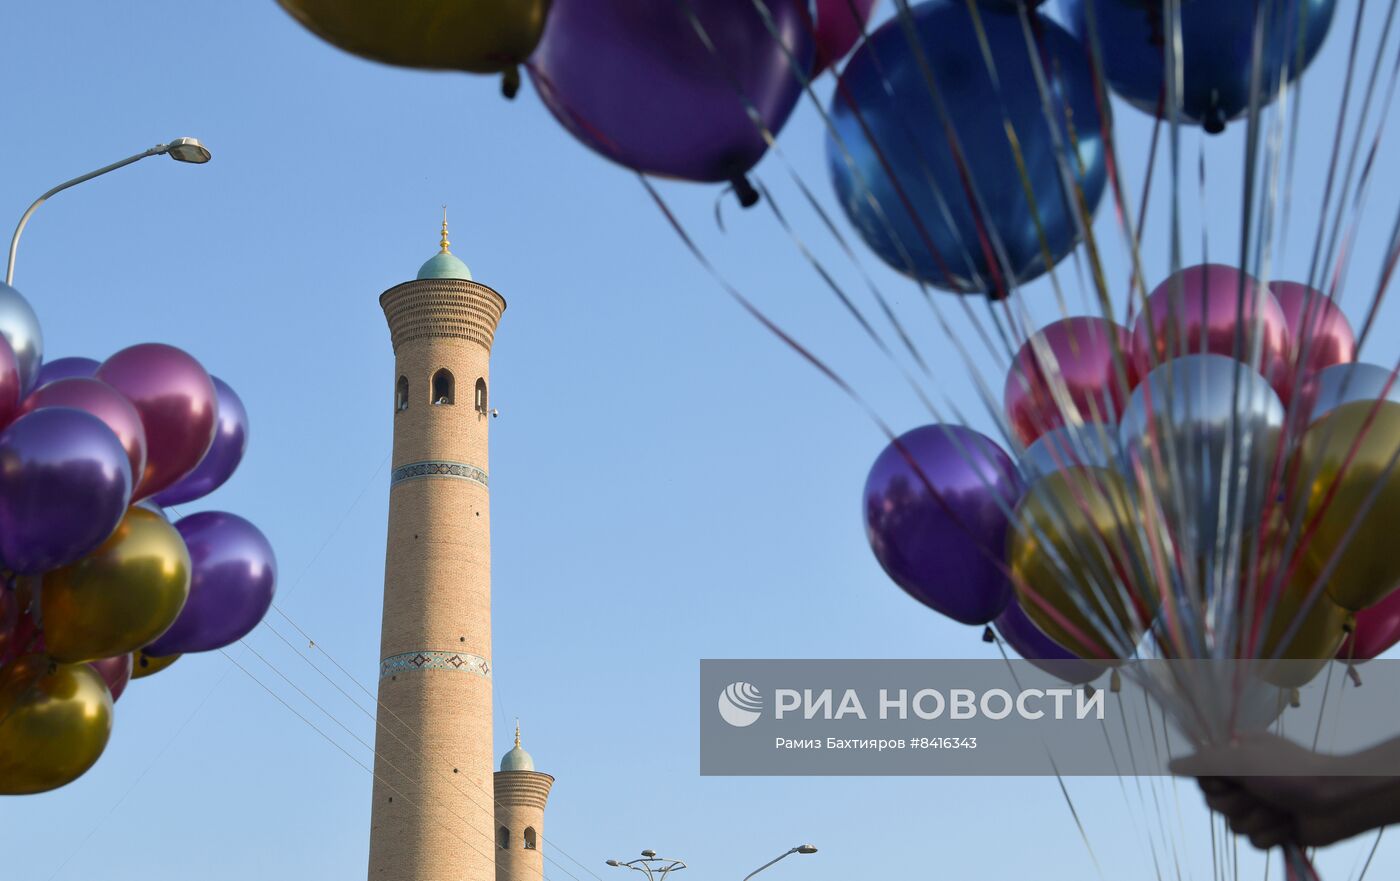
left=417, top=213, right=472, bottom=280
left=500, top=721, right=534, bottom=771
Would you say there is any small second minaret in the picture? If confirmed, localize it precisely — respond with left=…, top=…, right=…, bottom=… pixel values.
left=495, top=722, right=554, bottom=881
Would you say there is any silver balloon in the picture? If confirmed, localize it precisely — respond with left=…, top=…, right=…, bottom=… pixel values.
left=0, top=283, right=43, bottom=393
left=1119, top=354, right=1285, bottom=552
left=135, top=498, right=169, bottom=521
left=1020, top=423, right=1120, bottom=482
left=1302, top=362, right=1400, bottom=426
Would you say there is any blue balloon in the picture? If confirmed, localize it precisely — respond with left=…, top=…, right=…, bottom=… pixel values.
left=827, top=0, right=1106, bottom=295
left=1060, top=0, right=1335, bottom=133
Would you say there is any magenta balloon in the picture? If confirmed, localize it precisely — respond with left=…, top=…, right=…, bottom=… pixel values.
left=994, top=600, right=1102, bottom=685
left=0, top=334, right=20, bottom=430
left=0, top=408, right=132, bottom=574
left=1340, top=588, right=1400, bottom=662
left=18, top=378, right=147, bottom=486
left=813, top=0, right=879, bottom=74
left=97, top=344, right=217, bottom=501
left=35, top=356, right=100, bottom=387
left=1131, top=264, right=1293, bottom=401
left=1270, top=281, right=1356, bottom=377
left=89, top=653, right=133, bottom=702
left=529, top=0, right=813, bottom=202
left=145, top=512, right=276, bottom=655
left=153, top=377, right=249, bottom=506
left=1004, top=317, right=1137, bottom=447
left=864, top=424, right=1023, bottom=625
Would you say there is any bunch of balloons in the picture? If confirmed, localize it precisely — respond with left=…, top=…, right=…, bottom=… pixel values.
left=0, top=281, right=277, bottom=795
left=865, top=263, right=1400, bottom=691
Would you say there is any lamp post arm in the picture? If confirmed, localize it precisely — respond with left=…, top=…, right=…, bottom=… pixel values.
left=742, top=849, right=797, bottom=881
left=6, top=144, right=168, bottom=284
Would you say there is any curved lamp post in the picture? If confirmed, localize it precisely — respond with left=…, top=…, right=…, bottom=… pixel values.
left=6, top=137, right=212, bottom=284
left=741, top=844, right=818, bottom=881
left=605, top=850, right=687, bottom=881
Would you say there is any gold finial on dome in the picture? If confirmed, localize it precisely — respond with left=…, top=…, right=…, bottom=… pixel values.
left=514, top=718, right=521, bottom=748
left=440, top=206, right=451, bottom=254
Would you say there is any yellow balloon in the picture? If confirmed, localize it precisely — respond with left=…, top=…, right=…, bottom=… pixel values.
left=41, top=507, right=191, bottom=664
left=277, top=0, right=551, bottom=92
left=1290, top=399, right=1400, bottom=612
left=0, top=655, right=113, bottom=795
left=1009, top=467, right=1161, bottom=660
left=131, top=650, right=181, bottom=680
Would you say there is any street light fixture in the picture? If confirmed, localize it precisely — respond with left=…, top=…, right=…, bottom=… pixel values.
left=6, top=137, right=213, bottom=284
left=604, top=850, right=687, bottom=881
left=741, top=844, right=819, bottom=881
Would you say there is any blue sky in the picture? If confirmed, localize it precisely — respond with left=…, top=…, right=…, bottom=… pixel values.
left=3, top=1, right=1400, bottom=879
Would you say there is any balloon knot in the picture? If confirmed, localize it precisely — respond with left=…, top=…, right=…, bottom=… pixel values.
left=730, top=175, right=760, bottom=209
left=1343, top=613, right=1356, bottom=635
left=1289, top=687, right=1302, bottom=709
left=1203, top=103, right=1228, bottom=135
left=1083, top=683, right=1096, bottom=698
left=501, top=66, right=522, bottom=100
left=1110, top=669, right=1122, bottom=693
left=1348, top=665, right=1363, bottom=687
left=981, top=626, right=995, bottom=643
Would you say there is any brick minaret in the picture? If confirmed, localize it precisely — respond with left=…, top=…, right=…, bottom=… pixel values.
left=369, top=216, right=505, bottom=881
left=495, top=723, right=554, bottom=881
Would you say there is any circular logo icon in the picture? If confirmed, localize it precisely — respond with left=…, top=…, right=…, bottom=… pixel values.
left=718, top=682, right=763, bottom=727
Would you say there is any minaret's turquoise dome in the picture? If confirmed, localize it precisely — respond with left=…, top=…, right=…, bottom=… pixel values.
left=417, top=213, right=472, bottom=280
left=500, top=721, right=534, bottom=771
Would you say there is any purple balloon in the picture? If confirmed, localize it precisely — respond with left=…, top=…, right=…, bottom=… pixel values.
left=529, top=0, right=813, bottom=204
left=0, top=408, right=132, bottom=573
left=145, top=512, right=276, bottom=655
left=35, top=356, right=100, bottom=387
left=994, top=601, right=1102, bottom=685
left=153, top=377, right=249, bottom=506
left=864, top=425, right=1023, bottom=625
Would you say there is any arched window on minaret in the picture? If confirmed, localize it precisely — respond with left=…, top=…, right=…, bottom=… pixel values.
left=432, top=369, right=455, bottom=405
left=523, top=827, right=537, bottom=850
left=498, top=827, right=510, bottom=849
left=395, top=376, right=409, bottom=412
left=474, top=377, right=488, bottom=414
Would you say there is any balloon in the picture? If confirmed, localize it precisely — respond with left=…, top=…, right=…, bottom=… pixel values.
left=1297, top=362, right=1400, bottom=427
left=827, top=1, right=1106, bottom=294
left=1060, top=0, right=1335, bottom=134
left=145, top=513, right=277, bottom=655
left=131, top=650, right=180, bottom=679
left=994, top=599, right=1102, bottom=685
left=1005, top=317, right=1136, bottom=446
left=1290, top=400, right=1400, bottom=612
left=812, top=0, right=879, bottom=74
left=40, top=507, right=192, bottom=663
left=0, top=408, right=132, bottom=574
left=97, top=343, right=217, bottom=501
left=1020, top=423, right=1120, bottom=482
left=1244, top=516, right=1349, bottom=688
left=19, top=377, right=147, bottom=487
left=0, top=656, right=113, bottom=795
left=34, top=356, right=100, bottom=387
left=1009, top=467, right=1156, bottom=659
left=0, top=579, right=39, bottom=667
left=1270, top=281, right=1355, bottom=377
left=0, top=334, right=20, bottom=429
left=864, top=424, right=1023, bottom=625
left=1340, top=587, right=1400, bottom=661
left=153, top=377, right=249, bottom=506
left=89, top=654, right=133, bottom=703
left=0, top=282, right=43, bottom=393
left=530, top=0, right=813, bottom=205
left=1119, top=354, right=1285, bottom=553
left=1130, top=264, right=1293, bottom=401
left=276, top=0, right=550, bottom=96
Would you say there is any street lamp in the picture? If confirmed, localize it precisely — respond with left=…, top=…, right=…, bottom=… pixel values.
left=741, top=844, right=818, bottom=881
left=604, top=850, right=687, bottom=881
left=6, top=137, right=212, bottom=284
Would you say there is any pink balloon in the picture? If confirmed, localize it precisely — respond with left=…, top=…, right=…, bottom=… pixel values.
left=1270, top=281, right=1356, bottom=377
left=0, top=335, right=20, bottom=429
left=88, top=653, right=133, bottom=702
left=1131, top=264, right=1293, bottom=401
left=1004, top=316, right=1136, bottom=447
left=1340, top=588, right=1400, bottom=662
left=18, top=378, right=147, bottom=486
left=813, top=0, right=879, bottom=74
left=97, top=344, right=217, bottom=501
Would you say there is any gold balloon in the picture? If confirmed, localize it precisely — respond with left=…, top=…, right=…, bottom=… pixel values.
left=41, top=507, right=191, bottom=664
left=1290, top=399, right=1400, bottom=612
left=131, top=650, right=180, bottom=679
left=277, top=0, right=551, bottom=93
left=0, top=655, right=113, bottom=795
left=1009, top=467, right=1160, bottom=660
